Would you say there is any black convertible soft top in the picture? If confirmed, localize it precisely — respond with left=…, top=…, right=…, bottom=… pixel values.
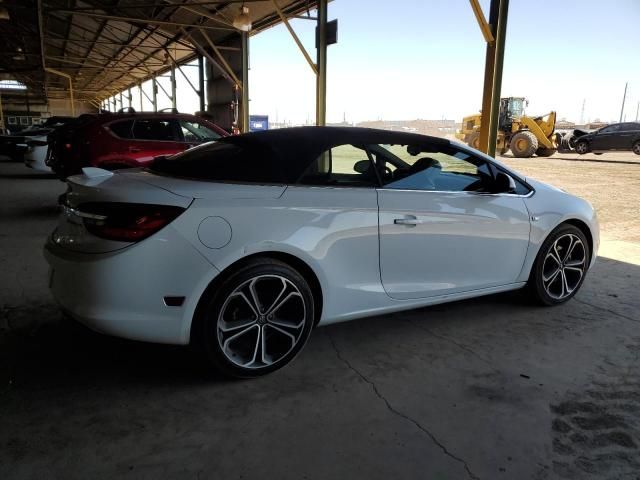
left=221, top=126, right=449, bottom=180
left=152, top=126, right=451, bottom=184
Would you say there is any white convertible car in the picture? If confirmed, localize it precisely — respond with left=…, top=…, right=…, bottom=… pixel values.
left=45, top=127, right=598, bottom=377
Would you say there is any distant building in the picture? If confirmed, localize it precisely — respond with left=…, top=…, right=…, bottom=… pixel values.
left=355, top=119, right=458, bottom=138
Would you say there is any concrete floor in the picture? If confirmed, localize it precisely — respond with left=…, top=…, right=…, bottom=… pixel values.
left=1, top=154, right=639, bottom=480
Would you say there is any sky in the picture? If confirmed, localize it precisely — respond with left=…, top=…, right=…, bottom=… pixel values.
left=248, top=0, right=640, bottom=124
left=108, top=0, right=640, bottom=125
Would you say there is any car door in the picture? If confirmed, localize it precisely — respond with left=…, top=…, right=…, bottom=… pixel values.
left=372, top=142, right=531, bottom=300
left=591, top=124, right=621, bottom=150
left=128, top=118, right=184, bottom=163
left=617, top=123, right=640, bottom=150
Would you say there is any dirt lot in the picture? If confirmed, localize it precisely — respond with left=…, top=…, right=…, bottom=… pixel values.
left=500, top=151, right=640, bottom=244
left=1, top=152, right=639, bottom=480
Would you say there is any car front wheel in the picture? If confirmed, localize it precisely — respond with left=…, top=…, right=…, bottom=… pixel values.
left=575, top=140, right=589, bottom=155
left=197, top=258, right=315, bottom=378
left=633, top=141, right=640, bottom=155
left=528, top=224, right=591, bottom=305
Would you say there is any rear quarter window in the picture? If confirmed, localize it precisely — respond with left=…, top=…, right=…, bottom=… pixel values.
left=149, top=141, right=284, bottom=184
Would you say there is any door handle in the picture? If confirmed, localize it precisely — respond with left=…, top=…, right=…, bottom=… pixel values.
left=394, top=216, right=422, bottom=226
left=128, top=147, right=141, bottom=153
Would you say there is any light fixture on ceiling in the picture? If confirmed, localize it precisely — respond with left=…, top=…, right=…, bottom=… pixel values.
left=0, top=3, right=10, bottom=21
left=232, top=5, right=251, bottom=32
left=13, top=47, right=25, bottom=61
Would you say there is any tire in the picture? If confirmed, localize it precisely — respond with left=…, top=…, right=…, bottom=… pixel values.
left=528, top=224, right=591, bottom=306
left=536, top=148, right=556, bottom=157
left=510, top=131, right=538, bottom=158
left=575, top=140, right=589, bottom=155
left=632, top=141, right=640, bottom=155
left=195, top=258, right=315, bottom=378
left=467, top=132, right=480, bottom=150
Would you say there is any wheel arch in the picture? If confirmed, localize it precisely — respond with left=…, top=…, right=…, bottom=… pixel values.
left=95, top=158, right=139, bottom=170
left=526, top=218, right=594, bottom=281
left=562, top=218, right=594, bottom=259
left=189, top=251, right=324, bottom=344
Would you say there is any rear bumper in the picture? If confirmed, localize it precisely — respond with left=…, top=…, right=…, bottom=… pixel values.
left=44, top=227, right=219, bottom=345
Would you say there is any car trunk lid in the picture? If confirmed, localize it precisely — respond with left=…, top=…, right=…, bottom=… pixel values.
left=51, top=168, right=192, bottom=254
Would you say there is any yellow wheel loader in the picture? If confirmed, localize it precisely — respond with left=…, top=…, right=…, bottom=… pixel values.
left=456, top=97, right=557, bottom=158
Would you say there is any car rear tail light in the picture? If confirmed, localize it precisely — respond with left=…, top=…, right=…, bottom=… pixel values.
left=75, top=202, right=185, bottom=242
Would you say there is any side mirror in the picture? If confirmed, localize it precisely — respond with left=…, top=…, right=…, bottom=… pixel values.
left=353, top=159, right=371, bottom=174
left=494, top=171, right=517, bottom=194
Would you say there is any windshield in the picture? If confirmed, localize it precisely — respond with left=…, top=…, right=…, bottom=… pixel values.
left=508, top=98, right=525, bottom=117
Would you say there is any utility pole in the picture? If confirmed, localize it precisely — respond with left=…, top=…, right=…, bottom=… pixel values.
left=619, top=82, right=627, bottom=123
left=635, top=101, right=639, bottom=122
left=580, top=98, right=585, bottom=125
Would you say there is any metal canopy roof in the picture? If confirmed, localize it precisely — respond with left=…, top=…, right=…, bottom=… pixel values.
left=0, top=0, right=317, bottom=105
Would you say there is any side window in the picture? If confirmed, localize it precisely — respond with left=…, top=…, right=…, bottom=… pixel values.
left=621, top=123, right=640, bottom=132
left=600, top=124, right=620, bottom=134
left=298, top=144, right=376, bottom=187
left=132, top=119, right=177, bottom=141
left=369, top=143, right=493, bottom=192
left=179, top=120, right=221, bottom=142
left=107, top=120, right=134, bottom=139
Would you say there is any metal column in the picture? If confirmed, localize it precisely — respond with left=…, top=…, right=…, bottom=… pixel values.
left=139, top=83, right=143, bottom=111
left=128, top=88, right=132, bottom=109
left=152, top=75, right=158, bottom=112
left=478, top=0, right=499, bottom=153
left=315, top=0, right=327, bottom=126
left=241, top=32, right=249, bottom=132
left=197, top=54, right=205, bottom=112
left=170, top=66, right=177, bottom=110
left=487, top=0, right=509, bottom=158
left=0, top=93, right=4, bottom=134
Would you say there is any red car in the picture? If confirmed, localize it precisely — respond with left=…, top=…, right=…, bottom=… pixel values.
left=46, top=111, right=228, bottom=177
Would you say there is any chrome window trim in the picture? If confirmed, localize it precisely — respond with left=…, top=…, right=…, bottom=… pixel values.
left=375, top=187, right=535, bottom=198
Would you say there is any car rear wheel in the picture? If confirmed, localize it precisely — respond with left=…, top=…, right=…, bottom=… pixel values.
left=575, top=140, right=589, bottom=155
left=528, top=224, right=590, bottom=306
left=633, top=141, right=640, bottom=155
left=197, top=258, right=315, bottom=378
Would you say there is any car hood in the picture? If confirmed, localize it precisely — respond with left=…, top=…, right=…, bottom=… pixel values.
left=119, top=169, right=287, bottom=200
left=525, top=177, right=567, bottom=194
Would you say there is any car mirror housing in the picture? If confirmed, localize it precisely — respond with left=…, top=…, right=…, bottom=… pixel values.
left=494, top=171, right=517, bottom=194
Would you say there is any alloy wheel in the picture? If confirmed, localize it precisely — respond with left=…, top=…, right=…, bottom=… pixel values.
left=217, top=274, right=307, bottom=369
left=633, top=142, right=640, bottom=155
left=542, top=233, right=587, bottom=300
left=576, top=142, right=588, bottom=154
